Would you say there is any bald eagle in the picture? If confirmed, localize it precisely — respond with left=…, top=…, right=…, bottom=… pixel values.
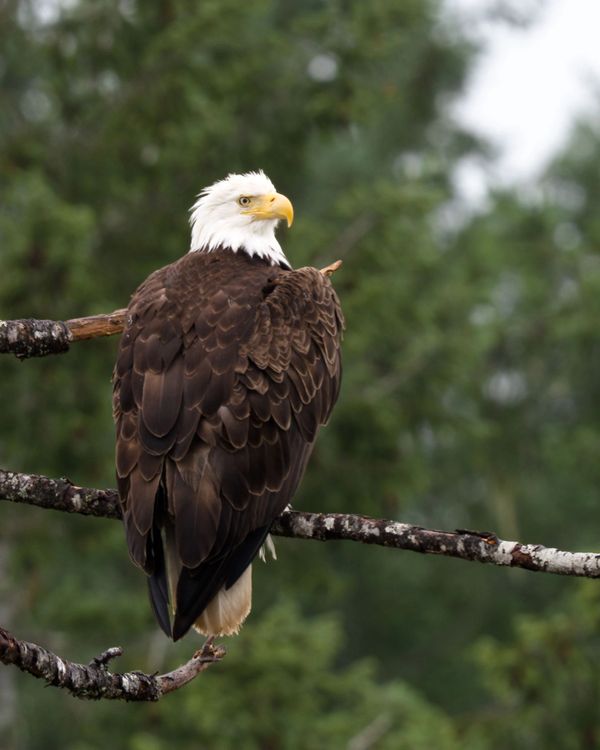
left=113, top=172, right=344, bottom=641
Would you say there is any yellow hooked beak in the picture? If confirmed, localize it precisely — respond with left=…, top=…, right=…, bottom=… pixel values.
left=243, top=192, right=294, bottom=227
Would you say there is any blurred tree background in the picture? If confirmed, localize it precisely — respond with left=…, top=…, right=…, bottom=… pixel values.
left=2, top=0, right=600, bottom=747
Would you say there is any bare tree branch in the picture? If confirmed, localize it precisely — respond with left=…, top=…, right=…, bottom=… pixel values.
left=0, top=470, right=121, bottom=519
left=0, top=319, right=72, bottom=359
left=0, top=626, right=224, bottom=701
left=66, top=309, right=128, bottom=342
left=0, top=261, right=342, bottom=359
left=0, top=310, right=127, bottom=360
left=2, top=469, right=600, bottom=579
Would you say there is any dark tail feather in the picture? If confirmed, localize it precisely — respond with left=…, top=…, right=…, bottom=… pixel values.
left=224, top=525, right=270, bottom=588
left=147, top=523, right=172, bottom=638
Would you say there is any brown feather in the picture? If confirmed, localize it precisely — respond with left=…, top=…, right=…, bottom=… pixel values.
left=113, top=248, right=344, bottom=640
left=129, top=470, right=161, bottom=537
left=141, top=358, right=184, bottom=438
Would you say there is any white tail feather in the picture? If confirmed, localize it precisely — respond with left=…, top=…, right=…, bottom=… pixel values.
left=193, top=565, right=253, bottom=637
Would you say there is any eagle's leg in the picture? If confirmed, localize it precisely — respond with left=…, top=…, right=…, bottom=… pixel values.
left=195, top=635, right=215, bottom=659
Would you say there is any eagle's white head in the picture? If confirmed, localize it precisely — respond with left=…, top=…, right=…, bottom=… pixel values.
left=189, top=171, right=294, bottom=267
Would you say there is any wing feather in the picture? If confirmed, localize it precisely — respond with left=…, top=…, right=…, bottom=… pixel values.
left=141, top=358, right=184, bottom=438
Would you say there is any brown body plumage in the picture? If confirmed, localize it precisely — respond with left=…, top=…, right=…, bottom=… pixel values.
left=113, top=246, right=343, bottom=640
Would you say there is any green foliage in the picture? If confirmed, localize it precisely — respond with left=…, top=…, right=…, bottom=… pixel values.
left=471, top=583, right=600, bottom=748
left=16, top=602, right=463, bottom=750
left=147, top=602, right=461, bottom=750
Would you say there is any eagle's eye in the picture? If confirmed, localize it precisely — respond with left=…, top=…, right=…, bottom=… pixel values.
left=238, top=196, right=252, bottom=207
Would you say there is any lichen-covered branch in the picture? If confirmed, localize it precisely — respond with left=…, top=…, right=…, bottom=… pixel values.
left=0, top=310, right=127, bottom=360
left=2, top=469, right=600, bottom=579
left=0, top=261, right=342, bottom=359
left=271, top=512, right=600, bottom=578
left=0, top=470, right=121, bottom=519
left=0, top=319, right=72, bottom=359
left=0, top=627, right=224, bottom=701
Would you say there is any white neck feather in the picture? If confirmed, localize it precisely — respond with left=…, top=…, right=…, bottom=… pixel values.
left=189, top=207, right=290, bottom=267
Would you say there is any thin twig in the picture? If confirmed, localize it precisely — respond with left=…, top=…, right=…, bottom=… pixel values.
left=0, top=627, right=224, bottom=701
left=89, top=646, right=124, bottom=668
left=1, top=469, right=600, bottom=579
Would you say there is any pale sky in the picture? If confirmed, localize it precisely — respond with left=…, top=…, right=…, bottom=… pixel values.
left=446, top=0, right=600, bottom=200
